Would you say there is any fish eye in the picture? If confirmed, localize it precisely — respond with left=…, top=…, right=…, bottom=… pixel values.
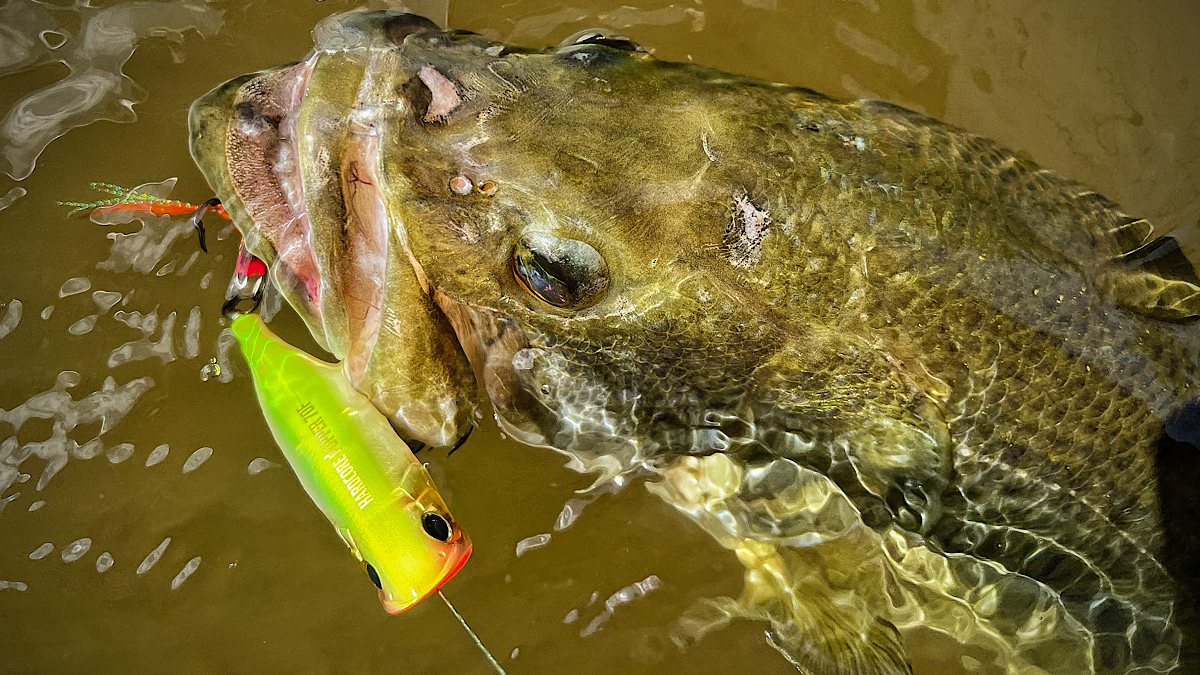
left=364, top=562, right=383, bottom=590
left=560, top=29, right=644, bottom=52
left=421, top=512, right=453, bottom=542
left=512, top=232, right=609, bottom=310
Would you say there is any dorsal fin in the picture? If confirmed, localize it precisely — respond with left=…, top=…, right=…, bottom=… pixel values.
left=1111, top=235, right=1200, bottom=321
left=1107, top=216, right=1154, bottom=253
left=1120, top=236, right=1200, bottom=286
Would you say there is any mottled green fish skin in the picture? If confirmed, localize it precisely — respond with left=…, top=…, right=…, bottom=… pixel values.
left=229, top=313, right=471, bottom=613
left=192, top=11, right=1200, bottom=674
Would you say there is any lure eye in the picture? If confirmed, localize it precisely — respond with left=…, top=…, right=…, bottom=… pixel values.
left=365, top=562, right=383, bottom=590
left=422, top=512, right=453, bottom=542
left=512, top=232, right=609, bottom=309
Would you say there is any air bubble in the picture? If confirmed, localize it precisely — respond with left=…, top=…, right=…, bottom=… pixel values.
left=38, top=30, right=66, bottom=49
left=170, top=556, right=201, bottom=590
left=199, top=358, right=221, bottom=382
left=0, top=300, right=22, bottom=339
left=182, top=447, right=212, bottom=473
left=247, top=458, right=275, bottom=475
left=61, top=537, right=92, bottom=562
left=106, top=443, right=134, bottom=463
left=92, top=290, right=122, bottom=313
left=0, top=187, right=25, bottom=211
left=515, top=533, right=551, bottom=556
left=136, top=537, right=170, bottom=574
left=59, top=278, right=91, bottom=297
left=68, top=314, right=97, bottom=335
left=145, top=443, right=169, bottom=466
left=29, top=543, right=54, bottom=560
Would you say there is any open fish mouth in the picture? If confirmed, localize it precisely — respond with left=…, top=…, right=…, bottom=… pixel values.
left=188, top=12, right=486, bottom=450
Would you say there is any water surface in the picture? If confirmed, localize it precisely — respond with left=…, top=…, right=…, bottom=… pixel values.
left=1, top=0, right=1197, bottom=672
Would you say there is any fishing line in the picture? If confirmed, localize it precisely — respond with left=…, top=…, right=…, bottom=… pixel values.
left=438, top=590, right=508, bottom=675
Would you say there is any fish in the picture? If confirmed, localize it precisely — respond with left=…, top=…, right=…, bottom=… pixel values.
left=229, top=308, right=471, bottom=613
left=189, top=9, right=1200, bottom=673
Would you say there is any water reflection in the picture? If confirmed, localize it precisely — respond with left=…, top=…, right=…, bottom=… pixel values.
left=0, top=0, right=223, bottom=180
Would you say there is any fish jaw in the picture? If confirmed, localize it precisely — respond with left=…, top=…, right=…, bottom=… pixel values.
left=188, top=13, right=479, bottom=449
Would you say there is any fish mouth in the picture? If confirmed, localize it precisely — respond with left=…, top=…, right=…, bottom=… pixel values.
left=188, top=11, right=547, bottom=449
left=188, top=62, right=327, bottom=345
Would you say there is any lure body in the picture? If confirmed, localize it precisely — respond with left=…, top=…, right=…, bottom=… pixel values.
left=230, top=312, right=471, bottom=612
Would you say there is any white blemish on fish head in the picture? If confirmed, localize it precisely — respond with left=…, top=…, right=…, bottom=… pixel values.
left=724, top=191, right=771, bottom=269
left=419, top=65, right=462, bottom=121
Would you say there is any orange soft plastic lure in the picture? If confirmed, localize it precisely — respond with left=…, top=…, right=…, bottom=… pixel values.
left=59, top=181, right=231, bottom=220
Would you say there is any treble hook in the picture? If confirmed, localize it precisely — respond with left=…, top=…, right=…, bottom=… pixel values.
left=191, top=197, right=222, bottom=253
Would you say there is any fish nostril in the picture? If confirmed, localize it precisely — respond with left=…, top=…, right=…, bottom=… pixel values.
left=233, top=100, right=281, bottom=137
left=449, top=175, right=472, bottom=195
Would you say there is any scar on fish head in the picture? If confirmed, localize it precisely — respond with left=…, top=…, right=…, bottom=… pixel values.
left=419, top=65, right=461, bottom=122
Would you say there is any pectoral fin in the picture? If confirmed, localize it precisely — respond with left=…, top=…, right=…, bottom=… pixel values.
left=649, top=455, right=913, bottom=675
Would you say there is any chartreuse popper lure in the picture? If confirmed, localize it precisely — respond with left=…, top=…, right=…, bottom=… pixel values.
left=230, top=312, right=472, bottom=613
left=227, top=245, right=505, bottom=673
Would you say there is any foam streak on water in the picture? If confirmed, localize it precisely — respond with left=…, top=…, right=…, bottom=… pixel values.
left=136, top=537, right=170, bottom=574
left=0, top=371, right=154, bottom=500
left=0, top=187, right=26, bottom=211
left=579, top=574, right=662, bottom=637
left=0, top=300, right=22, bottom=339
left=108, top=309, right=178, bottom=367
left=170, top=556, right=201, bottom=589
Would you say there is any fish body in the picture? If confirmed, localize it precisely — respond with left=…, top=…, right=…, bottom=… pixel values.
left=230, top=312, right=471, bottom=612
left=193, top=11, right=1200, bottom=673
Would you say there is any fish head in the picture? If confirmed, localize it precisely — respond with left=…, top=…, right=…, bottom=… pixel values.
left=189, top=12, right=482, bottom=450
left=189, top=10, right=778, bottom=475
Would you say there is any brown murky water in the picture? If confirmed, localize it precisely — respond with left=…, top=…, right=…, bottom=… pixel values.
left=1, top=1, right=1197, bottom=673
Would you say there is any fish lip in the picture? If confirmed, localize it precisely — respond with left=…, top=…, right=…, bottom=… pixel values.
left=193, top=14, right=488, bottom=445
